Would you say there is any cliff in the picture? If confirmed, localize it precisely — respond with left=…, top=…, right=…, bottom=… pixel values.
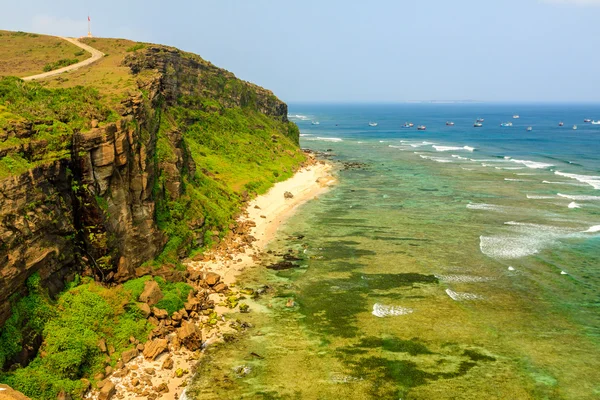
left=0, top=36, right=303, bottom=344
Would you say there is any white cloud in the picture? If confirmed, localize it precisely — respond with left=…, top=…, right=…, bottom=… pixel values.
left=30, top=15, right=88, bottom=38
left=540, top=0, right=600, bottom=5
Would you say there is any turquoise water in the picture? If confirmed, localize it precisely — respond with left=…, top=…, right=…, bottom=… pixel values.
left=189, top=104, right=600, bottom=399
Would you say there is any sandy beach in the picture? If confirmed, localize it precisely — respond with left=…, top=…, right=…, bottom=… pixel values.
left=92, top=156, right=335, bottom=400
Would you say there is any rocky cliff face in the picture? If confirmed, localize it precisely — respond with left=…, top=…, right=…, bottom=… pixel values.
left=0, top=43, right=297, bottom=329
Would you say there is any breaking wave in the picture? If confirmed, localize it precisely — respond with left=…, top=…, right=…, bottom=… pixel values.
left=372, top=303, right=414, bottom=317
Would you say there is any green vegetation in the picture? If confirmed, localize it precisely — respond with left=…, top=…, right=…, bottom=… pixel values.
left=0, top=275, right=152, bottom=400
left=126, top=43, right=145, bottom=52
left=42, top=58, right=79, bottom=72
left=0, top=77, right=117, bottom=178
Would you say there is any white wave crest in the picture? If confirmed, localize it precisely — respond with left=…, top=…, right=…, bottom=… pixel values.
left=527, top=194, right=556, bottom=199
left=479, top=235, right=543, bottom=259
left=467, top=203, right=506, bottom=212
left=557, top=193, right=600, bottom=201
left=435, top=275, right=493, bottom=283
left=555, top=171, right=600, bottom=190
left=568, top=202, right=581, bottom=209
left=452, top=154, right=469, bottom=160
left=303, top=137, right=343, bottom=142
left=433, top=145, right=475, bottom=152
left=445, top=289, right=482, bottom=301
left=372, top=303, right=414, bottom=317
left=505, top=178, right=529, bottom=182
left=510, top=159, right=554, bottom=169
left=583, top=225, right=600, bottom=233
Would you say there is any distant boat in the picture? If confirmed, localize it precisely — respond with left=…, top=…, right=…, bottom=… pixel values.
left=446, top=121, right=455, bottom=126
left=513, top=115, right=520, bottom=119
left=526, top=126, right=533, bottom=132
left=408, top=122, right=414, bottom=127
left=584, top=119, right=592, bottom=123
left=573, top=125, right=578, bottom=130
left=558, top=122, right=564, bottom=127
left=417, top=125, right=426, bottom=131
left=311, top=121, right=320, bottom=125
left=476, top=118, right=484, bottom=123
left=474, top=122, right=483, bottom=127
left=592, top=120, right=600, bottom=125
left=500, top=122, right=513, bottom=127
left=401, top=123, right=411, bottom=128
left=368, top=122, right=378, bottom=127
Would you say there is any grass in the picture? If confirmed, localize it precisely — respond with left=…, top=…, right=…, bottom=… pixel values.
left=0, top=31, right=91, bottom=77
left=0, top=275, right=152, bottom=400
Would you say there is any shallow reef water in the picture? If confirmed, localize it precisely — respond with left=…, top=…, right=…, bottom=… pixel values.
left=188, top=104, right=600, bottom=399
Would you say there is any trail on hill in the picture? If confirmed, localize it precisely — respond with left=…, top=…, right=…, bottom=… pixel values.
left=22, top=36, right=104, bottom=81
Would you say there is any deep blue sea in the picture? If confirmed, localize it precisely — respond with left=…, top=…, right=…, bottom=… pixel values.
left=190, top=104, right=600, bottom=400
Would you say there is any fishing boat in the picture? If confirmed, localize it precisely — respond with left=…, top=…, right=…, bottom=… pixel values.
left=526, top=126, right=533, bottom=132
left=445, top=121, right=455, bottom=126
left=401, top=123, right=411, bottom=128
left=584, top=119, right=592, bottom=123
left=476, top=118, right=484, bottom=123
left=592, top=121, right=600, bottom=125
left=500, top=122, right=513, bottom=127
left=573, top=125, right=578, bottom=130
left=558, top=122, right=564, bottom=127
left=513, top=115, right=520, bottom=119
left=408, top=122, right=414, bottom=127
left=417, top=125, right=426, bottom=131
left=368, top=122, right=378, bottom=127
left=311, top=121, right=320, bottom=125
left=474, top=122, right=483, bottom=128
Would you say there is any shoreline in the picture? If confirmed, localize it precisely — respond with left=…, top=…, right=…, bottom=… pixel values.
left=94, top=154, right=336, bottom=400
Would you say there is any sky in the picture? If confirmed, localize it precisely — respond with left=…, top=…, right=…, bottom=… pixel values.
left=1, top=0, right=600, bottom=103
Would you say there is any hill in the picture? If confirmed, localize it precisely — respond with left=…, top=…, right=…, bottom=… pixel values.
left=0, top=30, right=304, bottom=399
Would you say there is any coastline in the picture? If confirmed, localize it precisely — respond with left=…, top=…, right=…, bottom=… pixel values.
left=93, top=154, right=336, bottom=400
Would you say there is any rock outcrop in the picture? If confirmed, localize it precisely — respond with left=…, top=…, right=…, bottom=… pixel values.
left=0, top=385, right=31, bottom=400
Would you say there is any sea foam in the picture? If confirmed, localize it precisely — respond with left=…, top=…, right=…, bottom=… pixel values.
left=557, top=193, right=600, bottom=201
left=433, top=145, right=475, bottom=152
left=555, top=171, right=600, bottom=190
left=510, top=159, right=554, bottom=169
left=583, top=225, right=600, bottom=233
left=435, top=275, right=493, bottom=283
left=372, top=304, right=414, bottom=317
left=445, top=289, right=482, bottom=301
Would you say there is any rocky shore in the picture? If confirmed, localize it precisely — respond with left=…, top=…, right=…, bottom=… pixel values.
left=84, top=153, right=335, bottom=400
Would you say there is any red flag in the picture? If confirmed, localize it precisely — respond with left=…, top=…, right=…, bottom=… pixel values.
left=88, top=16, right=90, bottom=21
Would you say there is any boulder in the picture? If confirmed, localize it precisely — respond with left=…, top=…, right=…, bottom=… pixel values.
left=136, top=302, right=151, bottom=318
left=121, top=348, right=139, bottom=363
left=284, top=191, right=294, bottom=199
left=98, top=338, right=108, bottom=353
left=176, top=321, right=202, bottom=351
left=152, top=307, right=169, bottom=320
left=162, top=356, right=174, bottom=370
left=213, top=283, right=228, bottom=293
left=0, top=385, right=31, bottom=400
left=204, top=272, right=221, bottom=286
left=139, top=280, right=163, bottom=306
left=143, top=339, right=169, bottom=361
left=98, top=381, right=115, bottom=400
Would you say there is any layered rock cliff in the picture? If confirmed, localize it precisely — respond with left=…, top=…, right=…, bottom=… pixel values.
left=0, top=40, right=302, bottom=334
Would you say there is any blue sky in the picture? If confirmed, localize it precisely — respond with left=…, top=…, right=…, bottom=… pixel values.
left=1, top=0, right=599, bottom=102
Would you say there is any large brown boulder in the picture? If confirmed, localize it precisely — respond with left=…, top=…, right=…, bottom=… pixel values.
left=204, top=272, right=221, bottom=286
left=136, top=302, right=151, bottom=318
left=98, top=381, right=115, bottom=400
left=0, top=385, right=30, bottom=400
left=121, top=348, right=139, bottom=363
left=177, top=321, right=203, bottom=351
left=138, top=280, right=163, bottom=306
left=143, top=338, right=168, bottom=361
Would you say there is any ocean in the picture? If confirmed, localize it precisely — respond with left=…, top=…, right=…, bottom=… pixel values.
left=188, top=104, right=600, bottom=399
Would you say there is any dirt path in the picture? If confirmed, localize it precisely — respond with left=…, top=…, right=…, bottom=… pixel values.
left=22, top=36, right=104, bottom=81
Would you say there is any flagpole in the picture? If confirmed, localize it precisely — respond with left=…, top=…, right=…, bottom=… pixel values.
left=87, top=16, right=92, bottom=38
